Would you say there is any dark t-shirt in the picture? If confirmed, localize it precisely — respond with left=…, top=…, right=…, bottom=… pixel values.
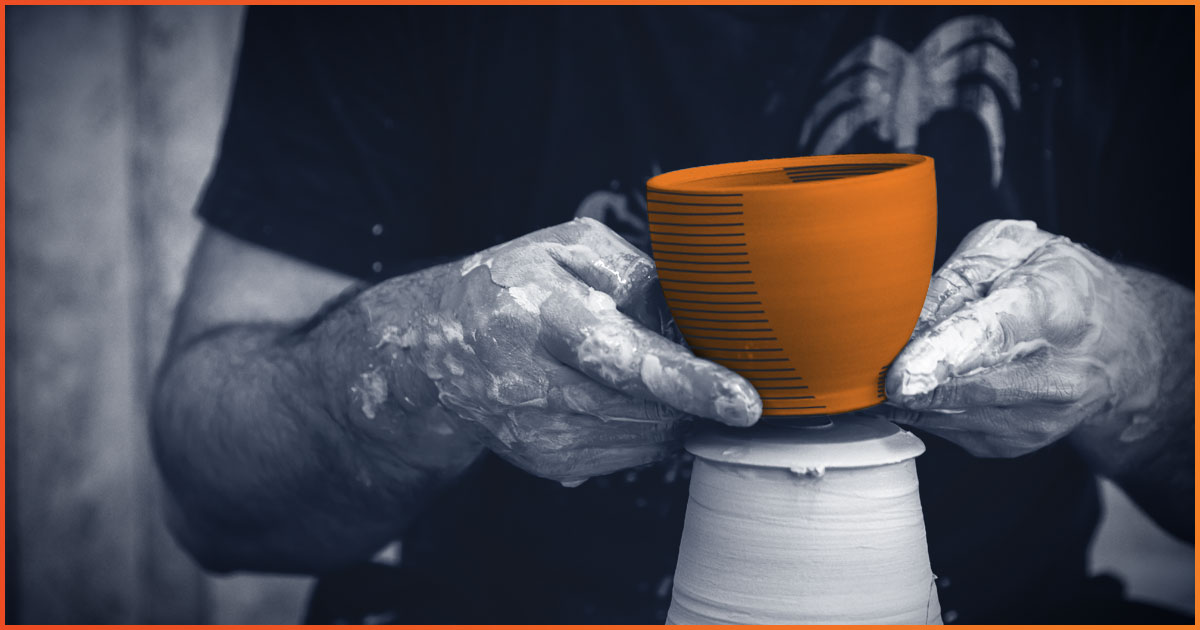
left=198, top=7, right=1193, bottom=624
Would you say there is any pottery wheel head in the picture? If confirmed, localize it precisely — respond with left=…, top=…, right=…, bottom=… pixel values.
left=685, top=413, right=926, bottom=471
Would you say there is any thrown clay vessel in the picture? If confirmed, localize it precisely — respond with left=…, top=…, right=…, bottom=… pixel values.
left=667, top=416, right=942, bottom=624
left=646, top=154, right=936, bottom=415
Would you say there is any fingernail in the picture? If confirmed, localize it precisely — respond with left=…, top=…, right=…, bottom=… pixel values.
left=714, top=380, right=761, bottom=426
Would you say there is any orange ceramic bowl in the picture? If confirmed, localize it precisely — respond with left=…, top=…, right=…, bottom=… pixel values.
left=646, top=154, right=936, bottom=416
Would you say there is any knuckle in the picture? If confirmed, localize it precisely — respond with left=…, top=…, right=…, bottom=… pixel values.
left=570, top=216, right=619, bottom=242
left=573, top=216, right=605, bottom=230
left=937, top=265, right=981, bottom=293
left=990, top=219, right=1041, bottom=241
left=962, top=219, right=1026, bottom=248
left=577, top=324, right=641, bottom=383
left=1041, top=375, right=1084, bottom=403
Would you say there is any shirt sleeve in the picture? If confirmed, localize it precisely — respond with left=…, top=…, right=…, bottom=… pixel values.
left=198, top=7, right=464, bottom=280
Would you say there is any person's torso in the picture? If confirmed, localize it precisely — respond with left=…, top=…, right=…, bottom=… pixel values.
left=301, top=6, right=1191, bottom=623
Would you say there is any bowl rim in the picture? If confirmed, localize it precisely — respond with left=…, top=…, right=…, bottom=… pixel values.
left=646, top=153, right=931, bottom=194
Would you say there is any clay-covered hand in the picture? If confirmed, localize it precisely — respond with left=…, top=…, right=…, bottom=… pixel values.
left=882, top=220, right=1165, bottom=457
left=365, top=218, right=761, bottom=484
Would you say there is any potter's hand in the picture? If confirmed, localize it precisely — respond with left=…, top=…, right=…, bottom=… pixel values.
left=883, top=220, right=1166, bottom=458
left=385, top=218, right=761, bottom=484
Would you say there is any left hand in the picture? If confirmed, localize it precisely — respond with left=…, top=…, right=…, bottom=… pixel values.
left=878, top=220, right=1166, bottom=457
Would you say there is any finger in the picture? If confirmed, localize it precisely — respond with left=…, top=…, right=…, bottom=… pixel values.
left=537, top=277, right=762, bottom=427
left=539, top=442, right=681, bottom=485
left=547, top=217, right=668, bottom=329
left=548, top=376, right=691, bottom=424
left=876, top=405, right=1066, bottom=458
left=920, top=220, right=1054, bottom=326
left=504, top=405, right=685, bottom=450
left=986, top=238, right=1099, bottom=342
left=890, top=351, right=1085, bottom=411
left=461, top=405, right=682, bottom=462
left=888, top=283, right=1050, bottom=401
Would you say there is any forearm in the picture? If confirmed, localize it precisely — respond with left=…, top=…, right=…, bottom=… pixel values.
left=1070, top=265, right=1194, bottom=541
left=152, top=268, right=483, bottom=573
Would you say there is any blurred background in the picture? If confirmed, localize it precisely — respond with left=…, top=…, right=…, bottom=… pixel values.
left=4, top=5, right=1193, bottom=623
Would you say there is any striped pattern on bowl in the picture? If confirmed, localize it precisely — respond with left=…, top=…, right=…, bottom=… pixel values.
left=646, top=188, right=821, bottom=415
left=646, top=154, right=936, bottom=417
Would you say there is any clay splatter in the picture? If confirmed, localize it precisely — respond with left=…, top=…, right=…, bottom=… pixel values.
left=640, top=355, right=694, bottom=403
left=460, top=253, right=494, bottom=276
left=375, top=325, right=418, bottom=349
left=350, top=367, right=388, bottom=420
left=507, top=284, right=552, bottom=314
left=577, top=323, right=641, bottom=383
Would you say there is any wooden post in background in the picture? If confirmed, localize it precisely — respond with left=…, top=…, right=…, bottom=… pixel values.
left=126, top=6, right=238, bottom=623
left=8, top=7, right=143, bottom=622
left=7, top=6, right=312, bottom=622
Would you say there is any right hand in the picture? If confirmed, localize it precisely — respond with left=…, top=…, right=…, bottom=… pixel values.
left=371, top=218, right=762, bottom=484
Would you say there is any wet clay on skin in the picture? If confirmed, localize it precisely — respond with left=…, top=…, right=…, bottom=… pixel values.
left=354, top=218, right=761, bottom=485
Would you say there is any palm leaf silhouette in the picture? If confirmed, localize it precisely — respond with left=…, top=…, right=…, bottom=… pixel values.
left=799, top=16, right=1021, bottom=187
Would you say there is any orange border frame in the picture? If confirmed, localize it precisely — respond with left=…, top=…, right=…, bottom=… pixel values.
left=0, top=0, right=1196, bottom=5
left=0, top=1, right=1195, bottom=628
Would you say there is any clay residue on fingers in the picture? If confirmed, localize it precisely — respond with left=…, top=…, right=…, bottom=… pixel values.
left=593, top=253, right=655, bottom=290
left=488, top=371, right=550, bottom=408
left=895, top=336, right=953, bottom=398
left=443, top=355, right=465, bottom=376
left=418, top=314, right=477, bottom=381
left=713, top=379, right=762, bottom=426
left=507, top=284, right=552, bottom=314
left=921, top=220, right=1056, bottom=326
left=583, top=287, right=618, bottom=314
left=577, top=322, right=642, bottom=384
left=895, top=304, right=1006, bottom=398
left=640, top=355, right=694, bottom=403
left=375, top=324, right=419, bottom=349
left=897, top=289, right=1052, bottom=399
left=956, top=219, right=1049, bottom=257
left=553, top=241, right=653, bottom=287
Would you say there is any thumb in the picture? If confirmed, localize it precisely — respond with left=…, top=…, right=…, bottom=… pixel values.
left=888, top=283, right=1049, bottom=406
